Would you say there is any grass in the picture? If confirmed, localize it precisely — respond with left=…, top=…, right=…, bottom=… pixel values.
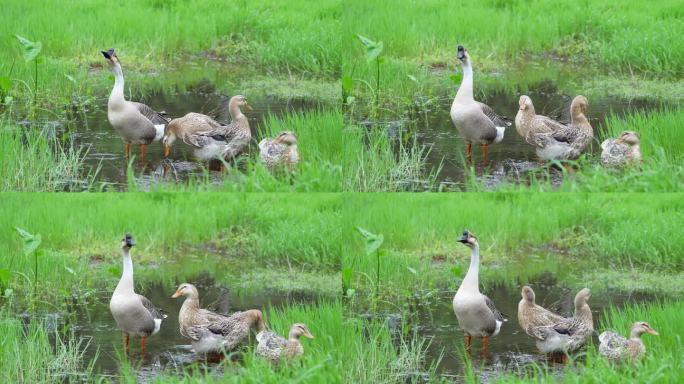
left=342, top=193, right=684, bottom=302
left=0, top=124, right=95, bottom=191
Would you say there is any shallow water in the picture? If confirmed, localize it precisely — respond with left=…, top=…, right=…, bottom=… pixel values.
left=392, top=274, right=651, bottom=382
left=70, top=91, right=320, bottom=189
left=66, top=280, right=320, bottom=381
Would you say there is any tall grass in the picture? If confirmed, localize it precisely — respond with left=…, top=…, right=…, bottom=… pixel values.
left=0, top=125, right=94, bottom=191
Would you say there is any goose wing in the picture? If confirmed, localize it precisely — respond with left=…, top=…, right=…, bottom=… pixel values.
left=138, top=294, right=166, bottom=320
left=132, top=102, right=170, bottom=125
left=484, top=295, right=505, bottom=322
left=478, top=102, right=511, bottom=128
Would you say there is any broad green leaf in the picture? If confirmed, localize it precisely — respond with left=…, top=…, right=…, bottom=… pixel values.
left=407, top=267, right=417, bottom=275
left=407, top=75, right=418, bottom=83
left=450, top=265, right=463, bottom=277
left=449, top=74, right=462, bottom=85
left=356, top=34, right=383, bottom=62
left=108, top=265, right=121, bottom=277
left=0, top=268, right=10, bottom=285
left=0, top=76, right=10, bottom=92
left=341, top=75, right=353, bottom=93
left=15, top=227, right=41, bottom=255
left=14, top=35, right=42, bottom=62
left=356, top=227, right=384, bottom=255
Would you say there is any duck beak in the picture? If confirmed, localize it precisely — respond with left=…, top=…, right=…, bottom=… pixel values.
left=163, top=143, right=171, bottom=157
left=245, top=103, right=253, bottom=111
left=171, top=290, right=182, bottom=298
left=304, top=331, right=314, bottom=339
left=647, top=328, right=659, bottom=336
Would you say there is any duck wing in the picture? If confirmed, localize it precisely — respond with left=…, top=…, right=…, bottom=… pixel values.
left=478, top=102, right=511, bottom=128
left=132, top=102, right=170, bottom=125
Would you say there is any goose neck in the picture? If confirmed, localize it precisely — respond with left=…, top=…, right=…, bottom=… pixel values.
left=462, top=244, right=480, bottom=288
left=456, top=60, right=474, bottom=102
left=115, top=249, right=135, bottom=294
left=109, top=64, right=125, bottom=107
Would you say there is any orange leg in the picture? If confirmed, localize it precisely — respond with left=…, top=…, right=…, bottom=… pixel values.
left=466, top=143, right=472, bottom=158
left=140, top=144, right=147, bottom=162
left=482, top=144, right=488, bottom=165
left=140, top=336, right=146, bottom=355
left=465, top=335, right=472, bottom=352
left=124, top=334, right=129, bottom=352
left=482, top=336, right=488, bottom=353
left=125, top=143, right=131, bottom=159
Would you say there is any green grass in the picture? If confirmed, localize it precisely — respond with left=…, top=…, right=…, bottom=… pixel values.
left=0, top=124, right=95, bottom=191
left=0, top=0, right=340, bottom=105
left=342, top=193, right=684, bottom=301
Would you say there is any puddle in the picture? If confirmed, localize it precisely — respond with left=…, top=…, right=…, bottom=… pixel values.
left=59, top=280, right=323, bottom=380
left=367, top=273, right=654, bottom=382
left=68, top=91, right=323, bottom=189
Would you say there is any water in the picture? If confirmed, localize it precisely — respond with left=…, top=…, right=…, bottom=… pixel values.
left=66, top=281, right=322, bottom=380
left=71, top=92, right=321, bottom=189
left=384, top=274, right=652, bottom=382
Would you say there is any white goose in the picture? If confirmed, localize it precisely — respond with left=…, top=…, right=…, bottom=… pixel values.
left=450, top=45, right=510, bottom=163
left=102, top=49, right=168, bottom=162
left=109, top=234, right=166, bottom=354
left=452, top=229, right=505, bottom=353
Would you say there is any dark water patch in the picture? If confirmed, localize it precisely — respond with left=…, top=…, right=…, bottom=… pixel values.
left=66, top=91, right=323, bottom=189
left=360, top=274, right=655, bottom=382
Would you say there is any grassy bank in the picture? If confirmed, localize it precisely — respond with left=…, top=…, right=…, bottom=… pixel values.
left=343, top=0, right=684, bottom=113
left=343, top=193, right=684, bottom=301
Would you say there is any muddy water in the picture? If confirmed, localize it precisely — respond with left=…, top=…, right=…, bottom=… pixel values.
left=396, top=275, right=651, bottom=382
left=69, top=281, right=320, bottom=380
left=71, top=92, right=322, bottom=189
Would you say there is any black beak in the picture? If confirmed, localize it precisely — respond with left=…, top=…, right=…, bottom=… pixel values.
left=457, top=45, right=465, bottom=60
left=125, top=233, right=135, bottom=247
left=102, top=48, right=115, bottom=59
left=457, top=229, right=469, bottom=243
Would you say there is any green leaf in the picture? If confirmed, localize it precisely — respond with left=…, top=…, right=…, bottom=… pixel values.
left=356, top=227, right=384, bottom=255
left=345, top=96, right=356, bottom=105
left=450, top=265, right=463, bottom=277
left=0, top=268, right=10, bottom=286
left=64, top=74, right=75, bottom=83
left=449, top=74, right=462, bottom=85
left=356, top=34, right=383, bottom=62
left=341, top=75, right=353, bottom=93
left=0, top=76, right=10, bottom=92
left=108, top=265, right=121, bottom=278
left=15, top=227, right=41, bottom=255
left=3, top=96, right=13, bottom=105
left=407, top=267, right=417, bottom=275
left=3, top=289, right=13, bottom=298
left=14, top=35, right=42, bottom=62
left=407, top=75, right=418, bottom=83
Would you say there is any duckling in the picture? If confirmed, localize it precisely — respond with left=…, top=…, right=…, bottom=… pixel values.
left=256, top=323, right=314, bottom=364
left=452, top=229, right=505, bottom=353
left=163, top=95, right=252, bottom=162
left=172, top=283, right=265, bottom=355
left=515, top=95, right=565, bottom=146
left=102, top=49, right=169, bottom=162
left=109, top=234, right=166, bottom=354
left=601, top=131, right=641, bottom=167
left=258, top=131, right=299, bottom=170
left=450, top=46, right=510, bottom=163
left=599, top=321, right=658, bottom=362
left=533, top=95, right=593, bottom=161
left=519, top=286, right=593, bottom=354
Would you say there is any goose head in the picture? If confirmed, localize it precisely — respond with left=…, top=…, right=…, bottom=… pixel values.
left=289, top=323, right=314, bottom=339
left=457, top=229, right=478, bottom=249
left=518, top=95, right=534, bottom=112
left=456, top=45, right=470, bottom=64
left=171, top=283, right=199, bottom=299
left=101, top=48, right=121, bottom=72
left=615, top=130, right=640, bottom=145
left=521, top=285, right=536, bottom=304
left=229, top=95, right=253, bottom=112
left=630, top=321, right=659, bottom=338
left=273, top=131, right=298, bottom=145
left=120, top=233, right=135, bottom=251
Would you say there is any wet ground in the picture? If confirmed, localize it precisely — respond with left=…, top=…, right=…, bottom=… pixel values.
left=368, top=273, right=652, bottom=382
left=62, top=280, right=322, bottom=381
left=70, top=92, right=322, bottom=190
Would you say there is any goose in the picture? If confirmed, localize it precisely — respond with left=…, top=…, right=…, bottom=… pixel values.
left=258, top=131, right=300, bottom=171
left=518, top=286, right=593, bottom=355
left=599, top=321, right=658, bottom=362
left=450, top=45, right=510, bottom=163
left=163, top=95, right=252, bottom=162
left=533, top=95, right=593, bottom=161
left=256, top=323, right=314, bottom=364
left=172, top=283, right=265, bottom=356
left=601, top=131, right=641, bottom=167
left=452, top=229, right=505, bottom=353
left=515, top=95, right=565, bottom=146
left=109, top=234, right=166, bottom=354
left=101, top=49, right=169, bottom=162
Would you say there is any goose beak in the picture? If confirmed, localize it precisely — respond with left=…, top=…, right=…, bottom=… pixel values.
left=171, top=290, right=182, bottom=298
left=457, top=229, right=469, bottom=243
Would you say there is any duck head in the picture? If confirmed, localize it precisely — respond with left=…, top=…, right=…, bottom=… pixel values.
left=615, top=130, right=640, bottom=145
left=574, top=287, right=591, bottom=308
left=521, top=285, right=536, bottom=303
left=171, top=283, right=199, bottom=299
left=631, top=321, right=659, bottom=338
left=274, top=131, right=298, bottom=145
left=518, top=95, right=534, bottom=112
left=229, top=95, right=253, bottom=112
left=289, top=323, right=314, bottom=339
left=570, top=95, right=588, bottom=116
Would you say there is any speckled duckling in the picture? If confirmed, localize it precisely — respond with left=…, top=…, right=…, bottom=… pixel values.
left=601, top=131, right=641, bottom=167
left=258, top=131, right=300, bottom=170
left=256, top=323, right=314, bottom=364
left=599, top=321, right=658, bottom=362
